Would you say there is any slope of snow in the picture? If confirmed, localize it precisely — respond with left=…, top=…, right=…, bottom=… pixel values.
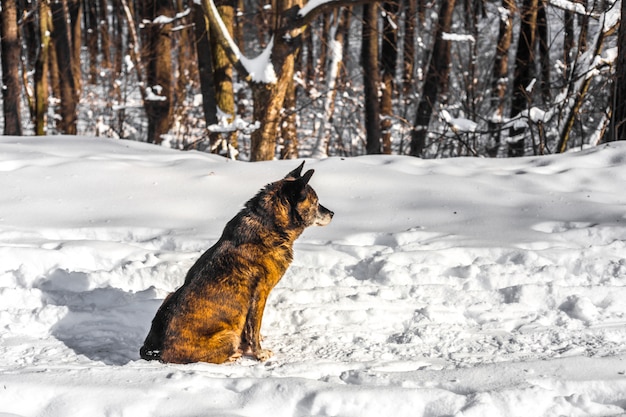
left=1, top=136, right=626, bottom=416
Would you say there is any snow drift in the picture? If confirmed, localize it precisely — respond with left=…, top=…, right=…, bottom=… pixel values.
left=1, top=136, right=625, bottom=416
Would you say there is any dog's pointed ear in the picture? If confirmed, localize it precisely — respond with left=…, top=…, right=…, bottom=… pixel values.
left=285, top=161, right=305, bottom=179
left=301, top=169, right=314, bottom=186
left=284, top=169, right=314, bottom=201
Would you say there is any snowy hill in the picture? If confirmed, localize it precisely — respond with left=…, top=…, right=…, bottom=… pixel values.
left=1, top=136, right=625, bottom=416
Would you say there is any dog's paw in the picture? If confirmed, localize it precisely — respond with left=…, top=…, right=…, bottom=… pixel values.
left=227, top=350, right=243, bottom=363
left=254, top=348, right=273, bottom=362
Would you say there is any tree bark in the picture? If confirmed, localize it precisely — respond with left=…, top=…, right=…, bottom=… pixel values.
left=488, top=0, right=515, bottom=156
left=410, top=0, right=456, bottom=156
left=85, top=0, right=99, bottom=84
left=381, top=1, right=398, bottom=154
left=212, top=0, right=238, bottom=150
left=35, top=0, right=52, bottom=135
left=51, top=0, right=78, bottom=134
left=402, top=0, right=416, bottom=96
left=508, top=0, right=538, bottom=157
left=362, top=3, right=381, bottom=154
left=611, top=0, right=626, bottom=141
left=1, top=0, right=23, bottom=135
left=192, top=3, right=219, bottom=133
left=138, top=0, right=174, bottom=144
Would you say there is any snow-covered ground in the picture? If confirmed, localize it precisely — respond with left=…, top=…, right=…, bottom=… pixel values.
left=1, top=136, right=626, bottom=416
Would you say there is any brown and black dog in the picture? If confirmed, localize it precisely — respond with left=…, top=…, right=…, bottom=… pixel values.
left=140, top=162, right=333, bottom=364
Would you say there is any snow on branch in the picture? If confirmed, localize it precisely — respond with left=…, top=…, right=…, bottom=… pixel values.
left=145, top=8, right=191, bottom=26
left=548, top=0, right=587, bottom=15
left=442, top=33, right=475, bottom=43
left=198, top=0, right=277, bottom=84
left=296, top=0, right=378, bottom=27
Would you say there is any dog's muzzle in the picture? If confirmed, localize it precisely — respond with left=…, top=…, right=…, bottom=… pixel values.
left=315, top=204, right=334, bottom=226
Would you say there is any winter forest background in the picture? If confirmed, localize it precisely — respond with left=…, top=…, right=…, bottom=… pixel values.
left=1, top=0, right=625, bottom=161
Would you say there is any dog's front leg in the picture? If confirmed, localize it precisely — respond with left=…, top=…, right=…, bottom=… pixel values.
left=240, top=293, right=273, bottom=361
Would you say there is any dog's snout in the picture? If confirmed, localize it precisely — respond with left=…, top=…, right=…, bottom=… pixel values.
left=315, top=204, right=333, bottom=226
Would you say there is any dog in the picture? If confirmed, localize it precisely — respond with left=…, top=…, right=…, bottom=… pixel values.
left=140, top=162, right=333, bottom=364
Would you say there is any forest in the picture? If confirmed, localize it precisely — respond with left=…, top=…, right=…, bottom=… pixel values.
left=0, top=0, right=625, bottom=160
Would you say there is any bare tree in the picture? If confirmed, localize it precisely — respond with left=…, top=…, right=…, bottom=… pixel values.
left=362, top=3, right=382, bottom=154
left=610, top=0, right=626, bottom=141
left=34, top=0, right=52, bottom=135
left=488, top=0, right=515, bottom=156
left=508, top=0, right=538, bottom=157
left=381, top=1, right=398, bottom=155
left=1, top=0, right=23, bottom=135
left=200, top=0, right=376, bottom=161
left=138, top=0, right=174, bottom=144
left=410, top=0, right=456, bottom=156
left=51, top=0, right=78, bottom=134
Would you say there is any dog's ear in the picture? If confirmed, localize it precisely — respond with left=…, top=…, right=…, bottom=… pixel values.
left=284, top=169, right=314, bottom=201
left=285, top=161, right=305, bottom=179
left=301, top=169, right=314, bottom=185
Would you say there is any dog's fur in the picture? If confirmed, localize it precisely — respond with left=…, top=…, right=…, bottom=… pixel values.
left=140, top=162, right=333, bottom=364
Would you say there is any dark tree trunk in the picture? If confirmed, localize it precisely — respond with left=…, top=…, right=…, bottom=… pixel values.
left=34, top=0, right=52, bottom=135
left=138, top=0, right=174, bottom=144
left=85, top=0, right=99, bottom=84
left=212, top=0, right=237, bottom=151
left=1, top=0, right=23, bottom=135
left=611, top=0, right=626, bottom=141
left=381, top=1, right=399, bottom=155
left=402, top=0, right=416, bottom=96
left=99, top=0, right=111, bottom=70
left=508, top=0, right=538, bottom=157
left=537, top=0, right=550, bottom=104
left=488, top=0, right=515, bottom=156
left=361, top=3, right=381, bottom=154
left=192, top=3, right=218, bottom=133
left=68, top=0, right=83, bottom=95
left=410, top=0, right=456, bottom=156
left=51, top=0, right=78, bottom=134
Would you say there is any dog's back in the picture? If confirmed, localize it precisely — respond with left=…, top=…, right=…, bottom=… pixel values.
left=140, top=163, right=333, bottom=364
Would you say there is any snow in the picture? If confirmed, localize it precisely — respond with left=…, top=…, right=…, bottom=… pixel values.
left=298, top=0, right=331, bottom=18
left=441, top=33, right=476, bottom=43
left=1, top=136, right=626, bottom=416
left=240, top=37, right=278, bottom=84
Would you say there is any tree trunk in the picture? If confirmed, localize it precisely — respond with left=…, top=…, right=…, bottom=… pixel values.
left=313, top=7, right=350, bottom=158
left=410, top=0, right=456, bottom=156
left=192, top=3, right=218, bottom=134
left=537, top=0, right=550, bottom=104
left=51, top=0, right=78, bottom=134
left=68, top=0, right=83, bottom=95
left=381, top=1, right=398, bottom=155
left=488, top=0, right=515, bottom=156
left=508, top=0, right=538, bottom=157
left=85, top=0, right=99, bottom=84
left=35, top=0, right=52, bottom=135
left=99, top=0, right=111, bottom=70
left=248, top=0, right=304, bottom=161
left=361, top=3, right=381, bottom=154
left=280, top=72, right=299, bottom=159
left=610, top=0, right=626, bottom=141
left=138, top=0, right=174, bottom=144
left=402, top=0, right=416, bottom=96
left=212, top=0, right=238, bottom=151
left=1, top=0, right=23, bottom=135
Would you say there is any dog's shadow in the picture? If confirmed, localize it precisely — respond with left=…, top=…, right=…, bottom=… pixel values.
left=38, top=268, right=161, bottom=366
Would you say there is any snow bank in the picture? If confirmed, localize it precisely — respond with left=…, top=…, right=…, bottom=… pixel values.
left=1, top=136, right=626, bottom=416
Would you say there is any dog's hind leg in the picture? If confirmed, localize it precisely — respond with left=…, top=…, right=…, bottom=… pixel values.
left=161, top=329, right=241, bottom=364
